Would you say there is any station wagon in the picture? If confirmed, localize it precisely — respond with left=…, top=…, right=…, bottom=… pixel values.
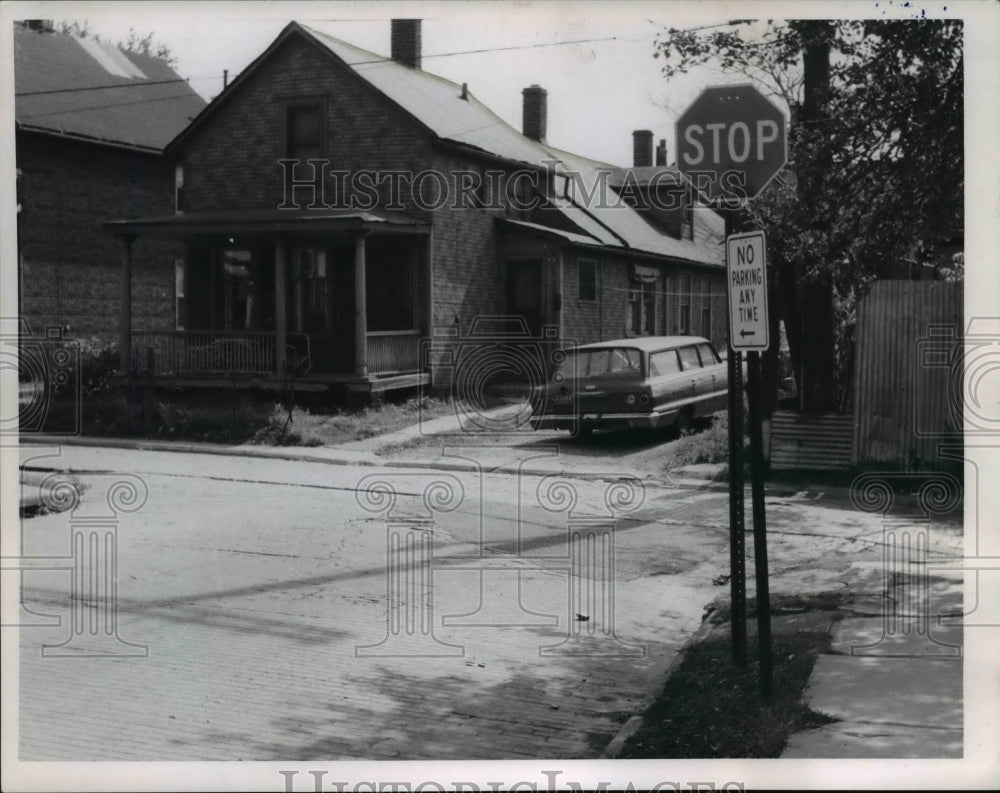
left=530, top=336, right=730, bottom=436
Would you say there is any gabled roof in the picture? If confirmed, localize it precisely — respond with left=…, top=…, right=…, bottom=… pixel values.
left=169, top=21, right=723, bottom=266
left=14, top=25, right=206, bottom=152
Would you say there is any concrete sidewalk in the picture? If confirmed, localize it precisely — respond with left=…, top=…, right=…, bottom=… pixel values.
left=17, top=402, right=649, bottom=488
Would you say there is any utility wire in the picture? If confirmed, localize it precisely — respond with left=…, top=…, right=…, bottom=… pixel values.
left=16, top=75, right=215, bottom=97
left=17, top=32, right=656, bottom=98
left=18, top=90, right=204, bottom=120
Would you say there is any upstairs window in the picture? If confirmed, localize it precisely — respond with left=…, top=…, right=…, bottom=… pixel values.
left=286, top=103, right=324, bottom=163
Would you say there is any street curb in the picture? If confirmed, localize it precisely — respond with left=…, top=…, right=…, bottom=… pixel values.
left=17, top=435, right=651, bottom=483
left=600, top=608, right=721, bottom=759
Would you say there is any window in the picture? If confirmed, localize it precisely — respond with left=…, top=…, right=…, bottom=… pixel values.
left=174, top=164, right=185, bottom=214
left=286, top=103, right=323, bottom=162
left=608, top=347, right=642, bottom=376
left=650, top=349, right=681, bottom=377
left=702, top=305, right=711, bottom=339
left=221, top=249, right=254, bottom=331
left=174, top=260, right=185, bottom=330
left=291, top=247, right=330, bottom=334
left=628, top=283, right=655, bottom=336
left=678, top=345, right=701, bottom=370
left=367, top=258, right=416, bottom=331
left=679, top=272, right=691, bottom=334
left=555, top=348, right=640, bottom=379
left=697, top=342, right=720, bottom=366
left=578, top=259, right=597, bottom=301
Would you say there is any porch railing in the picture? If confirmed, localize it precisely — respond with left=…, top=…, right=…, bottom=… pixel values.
left=367, top=330, right=422, bottom=375
left=130, top=331, right=295, bottom=375
left=130, top=329, right=417, bottom=377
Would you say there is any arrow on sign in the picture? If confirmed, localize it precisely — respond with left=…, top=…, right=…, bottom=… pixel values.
left=740, top=329, right=757, bottom=338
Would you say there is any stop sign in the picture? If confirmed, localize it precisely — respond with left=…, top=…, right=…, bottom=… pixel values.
left=675, top=83, right=787, bottom=204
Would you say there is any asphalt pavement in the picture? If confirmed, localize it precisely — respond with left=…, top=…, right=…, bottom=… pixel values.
left=13, top=408, right=971, bottom=763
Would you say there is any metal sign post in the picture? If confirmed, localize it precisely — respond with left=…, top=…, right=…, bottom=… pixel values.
left=725, top=229, right=774, bottom=698
left=726, top=229, right=774, bottom=700
left=724, top=208, right=747, bottom=667
left=747, top=349, right=773, bottom=701
left=677, top=82, right=785, bottom=700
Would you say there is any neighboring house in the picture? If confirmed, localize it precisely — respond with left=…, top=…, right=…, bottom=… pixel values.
left=103, top=19, right=726, bottom=399
left=14, top=20, right=206, bottom=345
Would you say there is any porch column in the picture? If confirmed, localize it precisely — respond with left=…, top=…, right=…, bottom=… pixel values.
left=275, top=237, right=287, bottom=376
left=119, top=235, right=134, bottom=376
left=354, top=232, right=368, bottom=377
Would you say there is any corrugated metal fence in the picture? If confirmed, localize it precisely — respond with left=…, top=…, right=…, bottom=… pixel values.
left=852, top=280, right=963, bottom=465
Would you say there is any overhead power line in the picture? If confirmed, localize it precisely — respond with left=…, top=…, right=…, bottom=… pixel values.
left=16, top=31, right=657, bottom=98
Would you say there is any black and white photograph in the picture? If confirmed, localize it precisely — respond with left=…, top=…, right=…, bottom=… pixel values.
left=2, top=1, right=998, bottom=790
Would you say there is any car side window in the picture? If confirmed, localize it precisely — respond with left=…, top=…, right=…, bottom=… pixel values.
left=586, top=349, right=610, bottom=376
left=678, top=345, right=701, bottom=370
left=649, top=349, right=681, bottom=377
left=609, top=347, right=642, bottom=375
left=697, top=342, right=720, bottom=366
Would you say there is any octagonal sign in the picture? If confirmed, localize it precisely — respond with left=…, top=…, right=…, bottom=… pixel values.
left=675, top=83, right=787, bottom=205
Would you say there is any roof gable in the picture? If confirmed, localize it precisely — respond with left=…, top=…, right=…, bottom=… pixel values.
left=14, top=26, right=206, bottom=151
left=165, top=20, right=723, bottom=266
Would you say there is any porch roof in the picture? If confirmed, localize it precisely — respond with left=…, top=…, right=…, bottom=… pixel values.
left=105, top=207, right=430, bottom=238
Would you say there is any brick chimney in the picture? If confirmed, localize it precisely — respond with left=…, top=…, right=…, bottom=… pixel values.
left=632, top=130, right=653, bottom=167
left=522, top=85, right=548, bottom=143
left=391, top=19, right=421, bottom=69
left=655, top=138, right=667, bottom=166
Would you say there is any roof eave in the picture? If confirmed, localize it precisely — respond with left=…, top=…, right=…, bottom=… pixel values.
left=497, top=218, right=723, bottom=268
left=16, top=122, right=165, bottom=155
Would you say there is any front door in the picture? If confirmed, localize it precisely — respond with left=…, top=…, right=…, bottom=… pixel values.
left=505, top=258, right=543, bottom=337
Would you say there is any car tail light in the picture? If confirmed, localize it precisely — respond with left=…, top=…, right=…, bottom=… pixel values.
left=625, top=394, right=636, bottom=406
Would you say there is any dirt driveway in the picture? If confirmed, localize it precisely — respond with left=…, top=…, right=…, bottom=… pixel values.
left=375, top=416, right=706, bottom=478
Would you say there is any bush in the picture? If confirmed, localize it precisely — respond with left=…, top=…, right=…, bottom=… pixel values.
left=664, top=407, right=752, bottom=478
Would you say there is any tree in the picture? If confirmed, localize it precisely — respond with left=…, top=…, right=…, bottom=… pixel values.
left=56, top=20, right=177, bottom=67
left=655, top=20, right=963, bottom=413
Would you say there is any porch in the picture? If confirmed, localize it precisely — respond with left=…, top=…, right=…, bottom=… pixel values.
left=128, top=328, right=427, bottom=394
left=107, top=208, right=432, bottom=397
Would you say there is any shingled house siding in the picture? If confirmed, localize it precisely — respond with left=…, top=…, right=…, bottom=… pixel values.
left=177, top=34, right=517, bottom=358
left=17, top=134, right=178, bottom=344
left=180, top=37, right=449, bottom=211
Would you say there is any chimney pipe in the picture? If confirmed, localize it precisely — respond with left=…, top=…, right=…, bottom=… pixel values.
left=632, top=130, right=653, bottom=167
left=522, top=85, right=548, bottom=143
left=655, top=138, right=667, bottom=166
left=391, top=19, right=421, bottom=69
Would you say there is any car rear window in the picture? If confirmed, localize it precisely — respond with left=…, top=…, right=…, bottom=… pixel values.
left=697, top=343, right=720, bottom=366
left=555, top=348, right=642, bottom=378
left=649, top=349, right=681, bottom=376
left=678, top=345, right=701, bottom=370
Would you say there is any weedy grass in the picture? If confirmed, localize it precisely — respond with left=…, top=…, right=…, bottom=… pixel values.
left=254, top=396, right=456, bottom=447
left=619, top=594, right=844, bottom=758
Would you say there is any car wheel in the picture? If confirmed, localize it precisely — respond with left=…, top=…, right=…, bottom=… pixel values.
left=675, top=407, right=694, bottom=436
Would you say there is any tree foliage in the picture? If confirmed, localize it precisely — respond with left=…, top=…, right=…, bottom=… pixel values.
left=56, top=20, right=177, bottom=67
left=655, top=19, right=963, bottom=411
